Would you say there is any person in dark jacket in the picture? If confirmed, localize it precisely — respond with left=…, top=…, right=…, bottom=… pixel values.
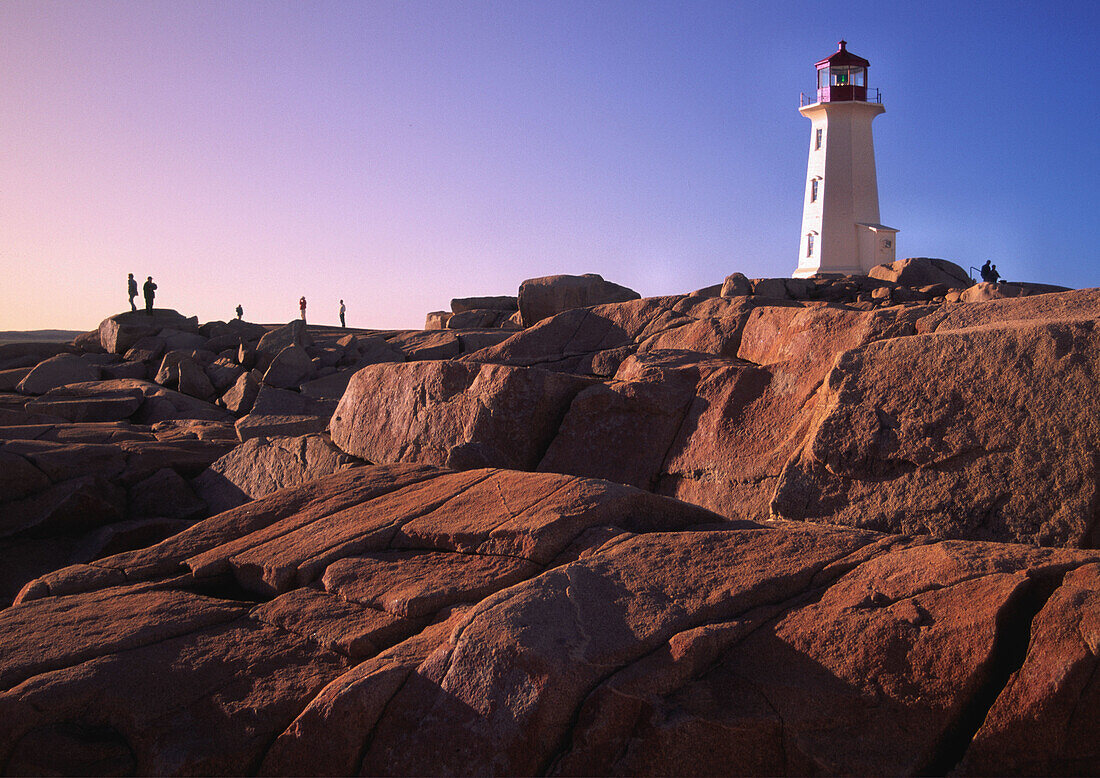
left=235, top=304, right=243, bottom=320
left=143, top=276, right=157, bottom=315
left=127, top=273, right=138, bottom=311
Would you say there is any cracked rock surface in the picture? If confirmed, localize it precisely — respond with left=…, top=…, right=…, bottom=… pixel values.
left=2, top=464, right=1099, bottom=775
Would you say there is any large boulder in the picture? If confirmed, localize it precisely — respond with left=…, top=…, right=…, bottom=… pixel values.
left=957, top=561, right=1100, bottom=775
left=772, top=318, right=1100, bottom=547
left=23, top=385, right=144, bottom=423
left=234, top=386, right=334, bottom=441
left=538, top=356, right=702, bottom=490
left=720, top=272, right=752, bottom=297
left=958, top=280, right=1030, bottom=303
left=97, top=309, right=198, bottom=355
left=262, top=345, right=315, bottom=389
left=518, top=273, right=641, bottom=327
left=460, top=297, right=693, bottom=377
left=256, top=320, right=312, bottom=356
left=446, top=309, right=502, bottom=330
left=424, top=311, right=452, bottom=330
left=15, top=354, right=99, bottom=395
left=450, top=295, right=518, bottom=313
left=191, top=433, right=360, bottom=514
left=869, top=257, right=973, bottom=289
left=221, top=372, right=260, bottom=415
left=330, top=361, right=591, bottom=470
left=122, top=335, right=166, bottom=365
left=384, top=331, right=460, bottom=361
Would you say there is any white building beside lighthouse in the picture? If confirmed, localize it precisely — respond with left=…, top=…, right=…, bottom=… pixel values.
left=794, top=41, right=898, bottom=278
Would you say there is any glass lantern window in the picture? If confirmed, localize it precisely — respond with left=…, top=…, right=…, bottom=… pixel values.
left=829, top=66, right=866, bottom=87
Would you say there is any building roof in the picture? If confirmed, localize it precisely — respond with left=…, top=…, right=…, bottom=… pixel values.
left=816, top=40, right=870, bottom=69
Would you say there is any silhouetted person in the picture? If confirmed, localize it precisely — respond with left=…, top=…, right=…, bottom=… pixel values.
left=979, top=260, right=993, bottom=283
left=989, top=264, right=1001, bottom=284
left=235, top=304, right=243, bottom=320
left=339, top=300, right=346, bottom=328
left=299, top=296, right=307, bottom=323
left=143, top=276, right=157, bottom=315
left=127, top=273, right=138, bottom=311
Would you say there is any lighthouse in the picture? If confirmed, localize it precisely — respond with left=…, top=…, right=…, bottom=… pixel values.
left=793, top=41, right=898, bottom=278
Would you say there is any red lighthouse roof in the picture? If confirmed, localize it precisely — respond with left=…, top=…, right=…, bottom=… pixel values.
left=815, top=40, right=870, bottom=69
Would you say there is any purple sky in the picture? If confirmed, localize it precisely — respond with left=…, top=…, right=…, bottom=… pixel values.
left=2, top=0, right=1096, bottom=331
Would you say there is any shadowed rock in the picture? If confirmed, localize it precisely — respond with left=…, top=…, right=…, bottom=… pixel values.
left=16, top=355, right=100, bottom=395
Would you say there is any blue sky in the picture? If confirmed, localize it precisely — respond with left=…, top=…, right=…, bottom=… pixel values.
left=2, top=0, right=1096, bottom=330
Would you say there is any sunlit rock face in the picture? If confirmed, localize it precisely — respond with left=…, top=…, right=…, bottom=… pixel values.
left=2, top=464, right=1099, bottom=776
left=2, top=268, right=1100, bottom=775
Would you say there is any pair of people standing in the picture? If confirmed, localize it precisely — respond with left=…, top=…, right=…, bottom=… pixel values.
left=298, top=297, right=347, bottom=327
left=979, top=260, right=1001, bottom=284
left=127, top=273, right=157, bottom=315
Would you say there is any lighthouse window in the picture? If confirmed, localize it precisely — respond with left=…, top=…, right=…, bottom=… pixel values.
left=829, top=66, right=866, bottom=87
left=806, top=234, right=815, bottom=257
left=815, top=129, right=822, bottom=149
left=811, top=179, right=819, bottom=201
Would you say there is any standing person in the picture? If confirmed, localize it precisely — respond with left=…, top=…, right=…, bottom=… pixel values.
left=143, top=276, right=157, bottom=315
left=339, top=299, right=346, bottom=328
left=989, top=264, right=1001, bottom=284
left=235, top=304, right=243, bottom=320
left=299, top=296, right=307, bottom=323
left=127, top=273, right=138, bottom=311
left=979, top=260, right=992, bottom=283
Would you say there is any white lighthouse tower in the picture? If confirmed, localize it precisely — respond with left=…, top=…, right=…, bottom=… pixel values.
left=794, top=41, right=897, bottom=278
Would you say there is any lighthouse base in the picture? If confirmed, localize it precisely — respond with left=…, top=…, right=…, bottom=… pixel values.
left=792, top=266, right=864, bottom=279
left=793, top=224, right=899, bottom=279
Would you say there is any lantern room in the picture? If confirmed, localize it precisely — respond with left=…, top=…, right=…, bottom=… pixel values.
left=815, top=40, right=871, bottom=103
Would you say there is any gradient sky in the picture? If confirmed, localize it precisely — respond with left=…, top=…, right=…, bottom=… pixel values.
left=2, top=0, right=1096, bottom=331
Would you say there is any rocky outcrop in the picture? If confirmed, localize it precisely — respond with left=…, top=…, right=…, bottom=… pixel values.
left=869, top=256, right=973, bottom=288
left=0, top=420, right=236, bottom=604
left=4, top=276, right=1100, bottom=775
left=460, top=296, right=701, bottom=376
left=450, top=295, right=518, bottom=314
left=192, top=434, right=361, bottom=514
left=2, top=464, right=1097, bottom=776
left=235, top=386, right=334, bottom=441
left=518, top=273, right=641, bottom=327
left=771, top=317, right=1100, bottom=547
left=330, top=362, right=592, bottom=470
left=15, top=354, right=99, bottom=395
left=98, top=309, right=199, bottom=355
left=347, top=286, right=1100, bottom=550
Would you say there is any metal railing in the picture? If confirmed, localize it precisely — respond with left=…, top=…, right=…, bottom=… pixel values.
left=800, top=87, right=882, bottom=107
